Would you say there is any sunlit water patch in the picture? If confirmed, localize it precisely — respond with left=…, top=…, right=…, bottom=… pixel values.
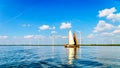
left=0, top=46, right=120, bottom=68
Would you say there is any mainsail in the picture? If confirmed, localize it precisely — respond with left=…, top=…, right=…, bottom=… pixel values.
left=68, top=30, right=74, bottom=45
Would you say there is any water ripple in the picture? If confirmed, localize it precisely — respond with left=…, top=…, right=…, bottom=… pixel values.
left=0, top=46, right=120, bottom=68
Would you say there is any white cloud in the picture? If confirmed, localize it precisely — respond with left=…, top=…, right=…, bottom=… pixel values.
left=98, top=7, right=116, bottom=17
left=58, top=35, right=67, bottom=39
left=52, top=26, right=56, bottom=30
left=61, top=36, right=68, bottom=39
left=117, top=25, right=120, bottom=28
left=24, top=35, right=45, bottom=39
left=112, top=25, right=120, bottom=34
left=39, top=25, right=50, bottom=30
left=99, top=7, right=120, bottom=22
left=54, top=35, right=68, bottom=39
left=0, top=36, right=8, bottom=39
left=24, top=35, right=34, bottom=39
left=113, top=29, right=120, bottom=34
left=33, top=35, right=45, bottom=39
left=88, top=24, right=120, bottom=39
left=87, top=34, right=96, bottom=38
left=60, top=22, right=72, bottom=29
left=87, top=7, right=120, bottom=43
left=101, top=32, right=113, bottom=36
left=22, top=24, right=31, bottom=27
left=107, top=13, right=120, bottom=22
left=87, top=32, right=113, bottom=39
left=51, top=31, right=57, bottom=34
left=93, top=20, right=114, bottom=32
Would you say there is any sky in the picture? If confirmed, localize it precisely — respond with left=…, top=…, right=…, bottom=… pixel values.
left=0, top=0, right=120, bottom=44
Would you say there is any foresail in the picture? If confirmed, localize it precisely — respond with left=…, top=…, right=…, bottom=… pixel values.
left=73, top=33, right=78, bottom=45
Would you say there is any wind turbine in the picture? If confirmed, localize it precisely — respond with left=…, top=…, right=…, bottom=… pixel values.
left=111, top=39, right=114, bottom=44
left=76, top=30, right=82, bottom=58
left=76, top=30, right=82, bottom=45
left=51, top=30, right=56, bottom=58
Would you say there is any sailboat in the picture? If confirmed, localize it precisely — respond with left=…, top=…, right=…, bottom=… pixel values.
left=65, top=30, right=79, bottom=60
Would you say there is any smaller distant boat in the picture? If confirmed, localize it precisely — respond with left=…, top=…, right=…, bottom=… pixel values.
left=64, top=30, right=79, bottom=60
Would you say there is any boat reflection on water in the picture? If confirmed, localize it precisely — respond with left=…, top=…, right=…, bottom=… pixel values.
left=67, top=48, right=81, bottom=64
left=68, top=58, right=74, bottom=64
left=64, top=30, right=80, bottom=64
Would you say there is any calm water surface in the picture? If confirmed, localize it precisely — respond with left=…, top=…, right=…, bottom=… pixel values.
left=0, top=46, right=120, bottom=68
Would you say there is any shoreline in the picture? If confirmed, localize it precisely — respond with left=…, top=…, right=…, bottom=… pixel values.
left=0, top=44, right=120, bottom=46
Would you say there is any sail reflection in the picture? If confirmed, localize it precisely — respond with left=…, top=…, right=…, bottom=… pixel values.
left=67, top=47, right=79, bottom=64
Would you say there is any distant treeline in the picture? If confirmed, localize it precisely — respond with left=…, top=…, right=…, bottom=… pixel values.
left=80, top=44, right=120, bottom=46
left=0, top=44, right=120, bottom=46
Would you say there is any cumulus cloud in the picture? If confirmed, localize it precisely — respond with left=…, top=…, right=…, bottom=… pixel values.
left=98, top=7, right=116, bottom=17
left=39, top=25, right=56, bottom=30
left=93, top=20, right=114, bottom=32
left=39, top=25, right=50, bottom=30
left=106, top=25, right=120, bottom=34
left=107, top=13, right=120, bottom=22
left=0, top=36, right=8, bottom=39
left=112, top=29, right=120, bottom=34
left=60, top=22, right=72, bottom=29
left=99, top=7, right=120, bottom=22
left=112, top=25, right=120, bottom=34
left=87, top=7, right=120, bottom=43
left=88, top=24, right=120, bottom=39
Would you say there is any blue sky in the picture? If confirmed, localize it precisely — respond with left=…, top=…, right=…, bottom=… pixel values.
left=0, top=0, right=120, bottom=44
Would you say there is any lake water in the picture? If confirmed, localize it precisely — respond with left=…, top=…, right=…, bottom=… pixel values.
left=0, top=46, right=120, bottom=68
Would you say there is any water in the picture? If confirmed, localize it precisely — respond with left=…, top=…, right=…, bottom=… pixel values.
left=0, top=46, right=120, bottom=68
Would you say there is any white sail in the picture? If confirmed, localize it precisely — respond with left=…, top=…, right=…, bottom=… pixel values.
left=68, top=30, right=74, bottom=45
left=68, top=30, right=75, bottom=60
